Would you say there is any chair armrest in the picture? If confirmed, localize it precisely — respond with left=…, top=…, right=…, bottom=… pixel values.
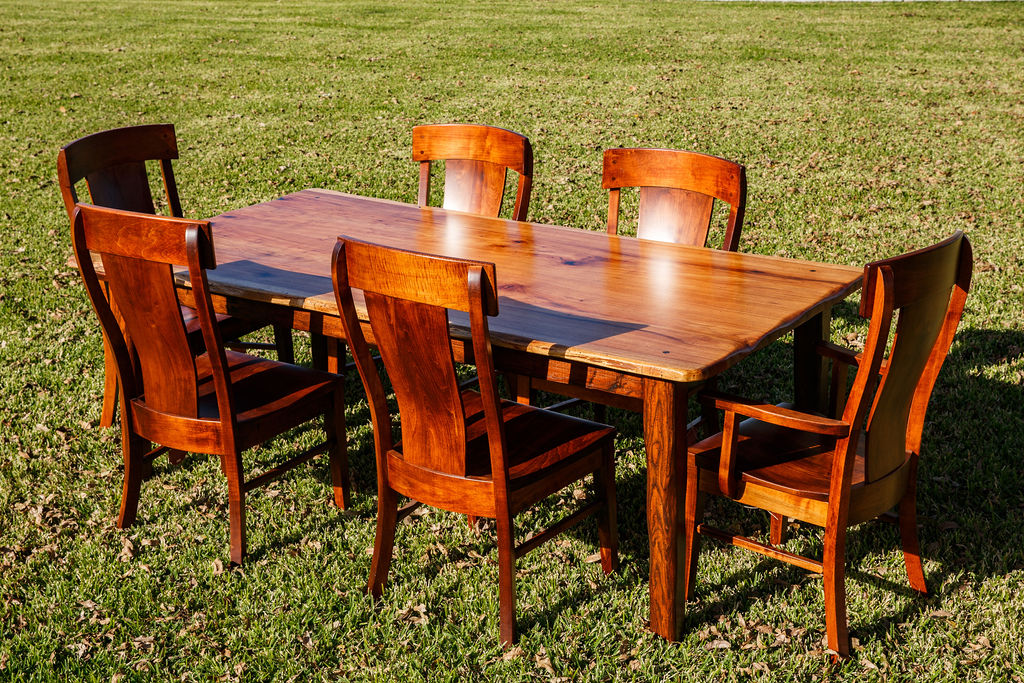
left=816, top=341, right=860, bottom=367
left=701, top=390, right=852, bottom=498
left=701, top=390, right=851, bottom=438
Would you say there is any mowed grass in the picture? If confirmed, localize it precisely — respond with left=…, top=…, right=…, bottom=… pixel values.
left=1, top=1, right=1022, bottom=680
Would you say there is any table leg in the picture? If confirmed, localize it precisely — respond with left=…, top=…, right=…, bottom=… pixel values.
left=642, top=378, right=689, bottom=640
left=311, top=332, right=343, bottom=374
left=793, top=309, right=831, bottom=412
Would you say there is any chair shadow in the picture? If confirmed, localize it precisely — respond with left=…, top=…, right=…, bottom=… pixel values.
left=482, top=296, right=647, bottom=352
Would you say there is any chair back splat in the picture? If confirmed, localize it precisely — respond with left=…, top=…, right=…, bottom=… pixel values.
left=685, top=232, right=972, bottom=658
left=58, top=123, right=182, bottom=219
left=333, top=236, right=617, bottom=646
left=860, top=233, right=972, bottom=481
left=343, top=238, right=500, bottom=481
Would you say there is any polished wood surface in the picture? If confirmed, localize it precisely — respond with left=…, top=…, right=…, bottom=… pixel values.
left=412, top=124, right=533, bottom=221
left=57, top=125, right=293, bottom=430
left=603, top=148, right=745, bottom=250
left=72, top=203, right=350, bottom=566
left=205, top=190, right=858, bottom=384
left=685, top=232, right=972, bottom=657
left=333, top=237, right=617, bottom=645
left=196, top=188, right=860, bottom=641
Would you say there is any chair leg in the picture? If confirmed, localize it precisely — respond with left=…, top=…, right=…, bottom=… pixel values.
left=116, top=432, right=148, bottom=528
left=325, top=396, right=350, bottom=509
left=769, top=513, right=788, bottom=546
left=272, top=323, right=294, bottom=364
left=683, top=458, right=705, bottom=601
left=595, top=442, right=618, bottom=574
left=222, top=451, right=247, bottom=565
left=822, top=524, right=850, bottom=658
left=368, top=487, right=399, bottom=598
left=700, top=378, right=720, bottom=439
left=495, top=514, right=518, bottom=647
left=898, top=478, right=927, bottom=594
left=99, top=337, right=118, bottom=428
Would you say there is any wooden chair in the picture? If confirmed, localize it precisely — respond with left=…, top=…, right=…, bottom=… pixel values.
left=603, top=147, right=745, bottom=249
left=412, top=124, right=533, bottom=221
left=684, top=232, right=972, bottom=657
left=332, top=236, right=617, bottom=646
left=71, top=203, right=350, bottom=565
left=57, top=124, right=294, bottom=429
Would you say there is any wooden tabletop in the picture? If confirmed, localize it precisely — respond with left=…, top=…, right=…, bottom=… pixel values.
left=204, top=189, right=861, bottom=383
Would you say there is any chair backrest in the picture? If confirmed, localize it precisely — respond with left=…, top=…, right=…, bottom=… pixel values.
left=844, top=232, right=972, bottom=482
left=412, top=124, right=533, bottom=221
left=57, top=124, right=182, bottom=220
left=71, top=203, right=234, bottom=427
left=602, top=148, right=745, bottom=250
left=332, top=236, right=504, bottom=479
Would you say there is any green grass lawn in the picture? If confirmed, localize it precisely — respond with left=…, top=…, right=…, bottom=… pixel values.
left=1, top=1, right=1022, bottom=680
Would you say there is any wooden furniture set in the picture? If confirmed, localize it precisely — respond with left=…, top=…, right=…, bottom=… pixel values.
left=60, top=123, right=971, bottom=655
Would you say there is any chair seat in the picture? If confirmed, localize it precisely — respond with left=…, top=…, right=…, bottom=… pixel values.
left=388, top=390, right=614, bottom=513
left=194, top=350, right=339, bottom=448
left=690, top=413, right=866, bottom=501
left=461, top=390, right=615, bottom=480
left=181, top=305, right=266, bottom=351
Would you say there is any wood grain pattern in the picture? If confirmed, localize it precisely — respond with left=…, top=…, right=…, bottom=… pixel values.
left=643, top=378, right=688, bottom=640
left=412, top=124, right=533, bottom=221
left=205, top=190, right=860, bottom=384
left=603, top=148, right=745, bottom=250
left=186, top=189, right=860, bottom=643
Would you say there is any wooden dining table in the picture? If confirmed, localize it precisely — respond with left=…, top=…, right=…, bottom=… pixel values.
left=189, top=188, right=861, bottom=640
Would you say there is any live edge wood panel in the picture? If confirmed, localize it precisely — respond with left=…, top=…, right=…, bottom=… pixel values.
left=200, top=190, right=861, bottom=390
